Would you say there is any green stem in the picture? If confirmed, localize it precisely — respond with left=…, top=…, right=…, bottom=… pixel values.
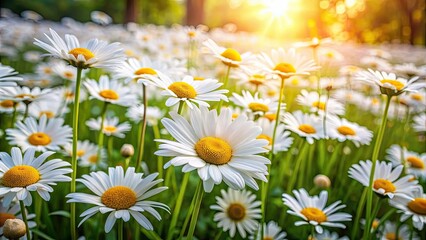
left=23, top=102, right=29, bottom=120
left=363, top=95, right=392, bottom=240
left=216, top=65, right=231, bottom=111
left=166, top=173, right=190, bottom=240
left=20, top=200, right=31, bottom=239
left=186, top=181, right=204, bottom=240
left=270, top=77, right=285, bottom=155
left=178, top=188, right=197, bottom=239
left=287, top=142, right=309, bottom=193
left=34, top=195, right=42, bottom=235
left=10, top=104, right=17, bottom=128
left=372, top=208, right=396, bottom=236
left=107, top=136, right=113, bottom=163
left=97, top=102, right=108, bottom=159
left=351, top=188, right=367, bottom=240
left=118, top=219, right=123, bottom=240
left=70, top=67, right=83, bottom=240
left=135, top=85, right=148, bottom=172
left=177, top=101, right=184, bottom=115
left=153, top=123, right=164, bottom=181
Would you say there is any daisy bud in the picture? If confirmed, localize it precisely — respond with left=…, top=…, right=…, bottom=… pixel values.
left=120, top=144, right=134, bottom=158
left=314, top=174, right=331, bottom=188
left=3, top=219, right=26, bottom=240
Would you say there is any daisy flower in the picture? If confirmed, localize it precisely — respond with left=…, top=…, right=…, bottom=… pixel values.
left=380, top=221, right=419, bottom=240
left=249, top=221, right=287, bottom=240
left=203, top=39, right=252, bottom=69
left=126, top=104, right=163, bottom=126
left=90, top=11, right=112, bottom=25
left=51, top=60, right=82, bottom=81
left=66, top=166, right=169, bottom=233
left=0, top=64, right=22, bottom=87
left=0, top=147, right=72, bottom=206
left=34, top=28, right=125, bottom=69
left=86, top=117, right=131, bottom=138
left=83, top=75, right=136, bottom=106
left=282, top=111, right=324, bottom=144
left=210, top=188, right=261, bottom=238
left=0, top=86, right=53, bottom=104
left=0, top=201, right=36, bottom=235
left=326, top=116, right=373, bottom=147
left=62, top=140, right=107, bottom=170
left=389, top=187, right=426, bottom=230
left=360, top=56, right=392, bottom=72
left=28, top=98, right=66, bottom=119
left=412, top=113, right=426, bottom=132
left=155, top=106, right=270, bottom=192
left=282, top=189, right=352, bottom=234
left=233, top=67, right=280, bottom=92
left=386, top=145, right=426, bottom=179
left=6, top=115, right=72, bottom=152
left=147, top=73, right=228, bottom=109
left=0, top=99, right=19, bottom=114
left=113, top=57, right=163, bottom=84
left=231, top=90, right=285, bottom=116
left=348, top=160, right=419, bottom=198
left=355, top=69, right=425, bottom=96
left=297, top=90, right=345, bottom=116
left=256, top=118, right=293, bottom=153
left=393, top=63, right=426, bottom=78
left=258, top=48, right=319, bottom=79
left=314, top=229, right=349, bottom=240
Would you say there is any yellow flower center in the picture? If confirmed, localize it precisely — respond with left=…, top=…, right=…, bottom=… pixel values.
left=300, top=207, right=327, bottom=223
left=0, top=100, right=14, bottom=108
left=407, top=198, right=426, bottom=215
left=380, top=79, right=404, bottom=91
left=0, top=213, right=16, bottom=227
left=312, top=101, right=326, bottom=110
left=39, top=111, right=55, bottom=118
left=257, top=134, right=272, bottom=146
left=101, top=186, right=137, bottom=210
left=77, top=150, right=85, bottom=157
left=373, top=178, right=396, bottom=193
left=385, top=233, right=401, bottom=240
left=337, top=126, right=356, bottom=136
left=15, top=94, right=35, bottom=99
left=134, top=67, right=157, bottom=75
left=88, top=155, right=98, bottom=163
left=411, top=93, right=423, bottom=101
left=274, top=63, right=296, bottom=74
left=221, top=48, right=241, bottom=62
left=263, top=237, right=273, bottom=240
left=248, top=102, right=269, bottom=113
left=99, top=89, right=119, bottom=100
left=406, top=156, right=424, bottom=169
left=227, top=203, right=246, bottom=221
left=291, top=78, right=300, bottom=85
left=372, top=219, right=380, bottom=229
left=103, top=126, right=117, bottom=133
left=28, top=132, right=52, bottom=146
left=68, top=48, right=95, bottom=61
left=2, top=165, right=40, bottom=187
left=232, top=113, right=239, bottom=119
left=264, top=113, right=276, bottom=121
left=298, top=124, right=316, bottom=134
left=168, top=82, right=197, bottom=99
left=195, top=137, right=232, bottom=165
left=193, top=76, right=205, bottom=81
left=64, top=71, right=74, bottom=78
left=248, top=74, right=265, bottom=86
left=188, top=31, right=196, bottom=38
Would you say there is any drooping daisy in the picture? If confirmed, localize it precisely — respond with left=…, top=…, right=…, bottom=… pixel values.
left=83, top=75, right=136, bottom=106
left=389, top=187, right=426, bottom=230
left=6, top=115, right=72, bottom=152
left=86, top=117, right=131, bottom=138
left=210, top=188, right=261, bottom=238
left=380, top=221, right=419, bottom=240
left=0, top=147, right=72, bottom=206
left=386, top=145, right=426, bottom=179
left=34, top=28, right=125, bottom=69
left=348, top=160, right=419, bottom=198
left=282, top=189, right=352, bottom=234
left=0, top=201, right=36, bottom=236
left=203, top=39, right=252, bottom=69
left=256, top=118, right=293, bottom=153
left=0, top=86, right=53, bottom=104
left=66, top=166, right=169, bottom=233
left=62, top=140, right=107, bottom=170
left=155, top=106, right=270, bottom=192
left=249, top=221, right=287, bottom=240
left=0, top=64, right=22, bottom=87
left=231, top=90, right=285, bottom=116
left=282, top=111, right=324, bottom=144
left=412, top=113, right=426, bottom=132
left=147, top=73, right=228, bottom=109
left=126, top=104, right=163, bottom=126
left=296, top=90, right=345, bottom=116
left=326, top=116, right=373, bottom=147
left=355, top=69, right=425, bottom=96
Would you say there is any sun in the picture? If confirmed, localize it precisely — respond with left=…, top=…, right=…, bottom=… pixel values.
left=260, top=0, right=291, bottom=18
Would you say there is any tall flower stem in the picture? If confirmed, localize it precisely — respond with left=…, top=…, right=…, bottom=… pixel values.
left=186, top=181, right=204, bottom=240
left=216, top=65, right=231, bottom=111
left=118, top=219, right=123, bottom=240
left=23, top=102, right=30, bottom=120
left=97, top=102, right=108, bottom=158
left=363, top=95, right=392, bottom=240
left=19, top=200, right=31, bottom=239
left=135, top=85, right=148, bottom=172
left=70, top=67, right=83, bottom=240
left=167, top=172, right=190, bottom=240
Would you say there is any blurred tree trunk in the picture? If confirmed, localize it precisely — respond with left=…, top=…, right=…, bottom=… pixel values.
left=125, top=0, right=138, bottom=23
left=186, top=0, right=204, bottom=26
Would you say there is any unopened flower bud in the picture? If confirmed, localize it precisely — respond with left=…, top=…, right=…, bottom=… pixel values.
left=3, top=219, right=26, bottom=239
left=120, top=144, right=134, bottom=158
left=314, top=174, right=331, bottom=188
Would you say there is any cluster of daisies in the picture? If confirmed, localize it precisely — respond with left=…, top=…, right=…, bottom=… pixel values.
left=0, top=10, right=425, bottom=240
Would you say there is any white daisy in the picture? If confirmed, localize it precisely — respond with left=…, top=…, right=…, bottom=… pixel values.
left=393, top=63, right=426, bottom=78
left=51, top=61, right=82, bottom=81
left=0, top=64, right=22, bottom=87
left=0, top=99, right=19, bottom=114
left=282, top=188, right=352, bottom=234
left=83, top=75, right=136, bottom=106
left=126, top=104, right=163, bottom=126
left=90, top=11, right=112, bottom=25
left=326, top=116, right=373, bottom=147
left=155, top=106, right=270, bottom=192
left=313, top=229, right=349, bottom=240
left=28, top=98, right=66, bottom=119
left=389, top=187, right=426, bottom=230
left=348, top=160, right=419, bottom=198
left=34, top=28, right=125, bottom=69
left=210, top=188, right=261, bottom=238
left=0, top=147, right=72, bottom=206
left=282, top=111, right=324, bottom=144
left=147, top=73, right=228, bottom=109
left=0, top=86, right=53, bottom=104
left=256, top=118, right=293, bottom=153
left=233, top=67, right=280, bottom=92
left=66, top=166, right=169, bottom=233
left=113, top=57, right=163, bottom=84
left=297, top=90, right=345, bottom=116
left=86, top=117, right=131, bottom=138
left=0, top=201, right=36, bottom=236
left=412, top=113, right=426, bottom=132
left=203, top=39, right=252, bottom=69
left=62, top=140, right=107, bottom=170
left=231, top=90, right=285, bottom=116
left=380, top=221, right=419, bottom=240
left=399, top=90, right=426, bottom=113
left=249, top=220, right=287, bottom=240
left=386, top=145, right=426, bottom=179
left=360, top=56, right=392, bottom=72
left=6, top=115, right=72, bottom=152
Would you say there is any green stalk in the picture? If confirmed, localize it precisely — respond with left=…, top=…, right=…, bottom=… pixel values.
left=216, top=65, right=231, bottom=111
left=23, top=102, right=29, bottom=120
left=135, top=85, right=148, bottom=172
left=34, top=195, right=42, bottom=239
left=186, top=181, right=204, bottom=240
left=118, top=219, right=123, bottom=240
left=351, top=188, right=367, bottom=240
left=20, top=200, right=31, bottom=239
left=286, top=142, right=309, bottom=193
left=178, top=189, right=197, bottom=239
left=166, top=173, right=190, bottom=240
left=70, top=67, right=83, bottom=240
left=363, top=95, right=392, bottom=240
left=97, top=102, right=108, bottom=158
left=107, top=136, right=113, bottom=162
left=10, top=104, right=17, bottom=128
